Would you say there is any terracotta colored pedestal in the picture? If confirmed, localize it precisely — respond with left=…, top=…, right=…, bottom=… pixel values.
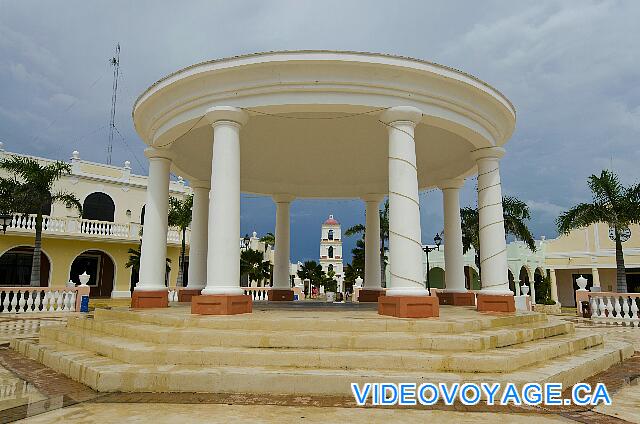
left=437, top=291, right=476, bottom=306
left=178, top=289, right=202, bottom=302
left=267, top=289, right=294, bottom=301
left=191, top=294, right=252, bottom=315
left=476, top=294, right=516, bottom=313
left=358, top=289, right=385, bottom=302
left=378, top=295, right=439, bottom=318
left=131, top=290, right=168, bottom=309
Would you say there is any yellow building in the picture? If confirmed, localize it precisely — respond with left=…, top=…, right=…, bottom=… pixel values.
left=0, top=145, right=190, bottom=298
left=546, top=223, right=640, bottom=306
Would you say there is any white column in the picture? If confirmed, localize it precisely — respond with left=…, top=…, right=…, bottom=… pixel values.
left=136, top=148, right=172, bottom=291
left=439, top=178, right=467, bottom=293
left=471, top=147, right=511, bottom=295
left=380, top=106, right=428, bottom=297
left=363, top=194, right=384, bottom=291
left=273, top=194, right=295, bottom=289
left=186, top=180, right=209, bottom=290
left=549, top=268, right=559, bottom=302
left=592, top=267, right=601, bottom=289
left=202, top=106, right=249, bottom=296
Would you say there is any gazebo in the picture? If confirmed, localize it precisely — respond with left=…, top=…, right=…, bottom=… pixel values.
left=131, top=51, right=516, bottom=317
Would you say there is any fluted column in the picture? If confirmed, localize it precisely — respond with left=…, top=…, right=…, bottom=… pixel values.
left=472, top=147, right=511, bottom=295
left=136, top=148, right=172, bottom=292
left=202, top=106, right=249, bottom=296
left=549, top=268, right=558, bottom=302
left=439, top=178, right=466, bottom=293
left=380, top=106, right=427, bottom=297
left=186, top=180, right=209, bottom=290
left=363, top=194, right=384, bottom=291
left=273, top=194, right=295, bottom=290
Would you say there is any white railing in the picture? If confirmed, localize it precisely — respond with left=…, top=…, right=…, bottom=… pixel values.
left=168, top=288, right=179, bottom=302
left=576, top=291, right=640, bottom=326
left=0, top=286, right=90, bottom=313
left=7, top=213, right=188, bottom=245
left=242, top=286, right=304, bottom=301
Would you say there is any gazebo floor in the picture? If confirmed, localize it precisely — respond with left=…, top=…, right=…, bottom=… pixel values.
left=11, top=304, right=633, bottom=395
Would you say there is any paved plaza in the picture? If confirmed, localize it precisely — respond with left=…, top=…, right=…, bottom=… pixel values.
left=0, top=308, right=637, bottom=423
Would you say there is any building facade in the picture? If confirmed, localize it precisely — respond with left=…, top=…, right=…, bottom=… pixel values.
left=0, top=144, right=190, bottom=298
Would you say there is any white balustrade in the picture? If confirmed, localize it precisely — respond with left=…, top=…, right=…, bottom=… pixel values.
left=0, top=286, right=88, bottom=313
left=6, top=213, right=186, bottom=244
left=243, top=287, right=272, bottom=301
left=168, top=289, right=179, bottom=302
left=576, top=291, right=640, bottom=327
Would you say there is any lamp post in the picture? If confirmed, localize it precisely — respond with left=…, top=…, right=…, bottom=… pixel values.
left=242, top=234, right=251, bottom=251
left=422, top=233, right=442, bottom=292
left=0, top=213, right=11, bottom=234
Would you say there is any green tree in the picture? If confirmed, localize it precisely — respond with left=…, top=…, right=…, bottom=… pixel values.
left=322, top=269, right=338, bottom=293
left=557, top=170, right=640, bottom=292
left=345, top=199, right=389, bottom=286
left=168, top=194, right=193, bottom=286
left=240, top=248, right=271, bottom=286
left=461, top=196, right=536, bottom=281
left=0, top=156, right=81, bottom=286
left=125, top=246, right=171, bottom=276
left=259, top=232, right=275, bottom=248
left=297, top=260, right=325, bottom=290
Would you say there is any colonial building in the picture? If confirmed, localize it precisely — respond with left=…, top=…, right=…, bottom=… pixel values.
left=0, top=143, right=190, bottom=298
left=319, top=215, right=344, bottom=291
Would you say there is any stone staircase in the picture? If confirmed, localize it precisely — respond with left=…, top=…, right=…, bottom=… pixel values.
left=11, top=307, right=634, bottom=395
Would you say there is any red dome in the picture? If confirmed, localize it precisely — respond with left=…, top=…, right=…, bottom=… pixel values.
left=323, top=214, right=340, bottom=225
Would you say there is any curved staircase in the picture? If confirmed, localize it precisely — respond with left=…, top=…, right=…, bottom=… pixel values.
left=11, top=306, right=633, bottom=395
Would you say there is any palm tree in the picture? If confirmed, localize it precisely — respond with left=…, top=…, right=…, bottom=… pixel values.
left=345, top=199, right=389, bottom=286
left=168, top=195, right=193, bottom=286
left=0, top=156, right=81, bottom=286
left=461, top=196, right=536, bottom=281
left=557, top=170, right=640, bottom=292
left=240, top=248, right=271, bottom=286
left=259, top=232, right=275, bottom=248
left=297, top=260, right=325, bottom=290
left=125, top=247, right=171, bottom=285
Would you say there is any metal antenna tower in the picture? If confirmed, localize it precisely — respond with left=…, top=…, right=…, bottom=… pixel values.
left=107, top=43, right=120, bottom=165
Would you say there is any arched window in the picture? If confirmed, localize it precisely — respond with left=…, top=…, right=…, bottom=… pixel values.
left=328, top=246, right=334, bottom=258
left=328, top=229, right=334, bottom=240
left=328, top=264, right=334, bottom=273
left=82, top=193, right=115, bottom=222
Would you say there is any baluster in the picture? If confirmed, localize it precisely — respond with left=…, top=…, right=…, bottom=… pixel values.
left=56, top=290, right=63, bottom=311
left=631, top=297, right=639, bottom=320
left=43, top=291, right=51, bottom=312
left=17, top=290, right=26, bottom=313
left=9, top=291, right=17, bottom=313
left=68, top=291, right=76, bottom=312
left=621, top=295, right=630, bottom=319
left=25, top=290, right=33, bottom=312
left=34, top=291, right=42, bottom=312
left=1, top=292, right=8, bottom=313
left=605, top=296, right=614, bottom=317
left=614, top=296, right=622, bottom=318
left=589, top=296, right=597, bottom=318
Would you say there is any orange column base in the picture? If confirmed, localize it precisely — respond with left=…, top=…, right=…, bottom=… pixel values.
left=476, top=294, right=516, bottom=313
left=358, top=289, right=385, bottom=302
left=437, top=291, right=476, bottom=306
left=131, top=290, right=168, bottom=309
left=267, top=289, right=294, bottom=301
left=191, top=294, right=252, bottom=315
left=178, top=289, right=202, bottom=302
left=378, top=295, right=439, bottom=318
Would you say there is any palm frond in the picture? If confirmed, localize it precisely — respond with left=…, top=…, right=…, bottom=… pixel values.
left=556, top=202, right=605, bottom=234
left=51, top=191, right=82, bottom=214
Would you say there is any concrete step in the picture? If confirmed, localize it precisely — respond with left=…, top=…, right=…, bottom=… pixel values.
left=61, top=317, right=573, bottom=352
left=40, top=325, right=603, bottom=373
left=11, top=337, right=634, bottom=395
left=93, top=307, right=548, bottom=334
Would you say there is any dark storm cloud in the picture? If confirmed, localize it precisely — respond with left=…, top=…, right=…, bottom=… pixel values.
left=1, top=0, right=638, bottom=261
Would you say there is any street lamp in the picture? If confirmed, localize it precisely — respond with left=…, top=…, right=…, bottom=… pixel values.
left=422, top=233, right=442, bottom=292
left=0, top=213, right=11, bottom=234
left=242, top=234, right=251, bottom=251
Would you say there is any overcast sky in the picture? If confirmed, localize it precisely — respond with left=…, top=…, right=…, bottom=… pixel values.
left=1, top=0, right=639, bottom=262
